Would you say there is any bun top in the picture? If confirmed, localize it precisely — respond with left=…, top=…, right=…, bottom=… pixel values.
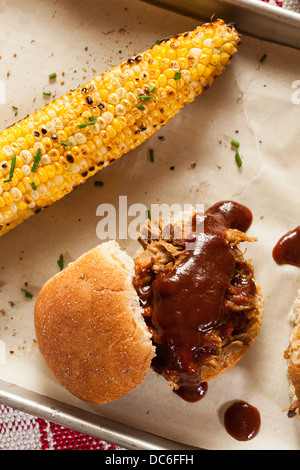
left=34, top=241, right=155, bottom=404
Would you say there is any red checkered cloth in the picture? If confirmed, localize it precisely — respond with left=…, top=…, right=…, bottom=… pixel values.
left=0, top=404, right=119, bottom=450
left=0, top=0, right=299, bottom=452
left=262, top=0, right=300, bottom=11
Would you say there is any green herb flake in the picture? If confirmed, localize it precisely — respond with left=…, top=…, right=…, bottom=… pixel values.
left=31, top=182, right=37, bottom=191
left=139, top=95, right=154, bottom=102
left=43, top=91, right=52, bottom=96
left=78, top=116, right=97, bottom=129
left=146, top=209, right=151, bottom=220
left=4, top=155, right=16, bottom=183
left=57, top=254, right=64, bottom=271
left=21, top=288, right=33, bottom=299
left=49, top=72, right=57, bottom=79
left=231, top=139, right=240, bottom=149
left=149, top=86, right=157, bottom=93
left=149, top=148, right=154, bottom=162
left=137, top=104, right=145, bottom=110
left=174, top=72, right=182, bottom=80
left=260, top=54, right=267, bottom=63
left=12, top=106, right=18, bottom=111
left=235, top=150, right=243, bottom=168
left=60, top=141, right=73, bottom=147
left=31, top=148, right=42, bottom=173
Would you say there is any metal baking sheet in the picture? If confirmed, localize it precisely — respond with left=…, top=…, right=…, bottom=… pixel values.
left=142, top=0, right=300, bottom=50
left=1, top=0, right=300, bottom=451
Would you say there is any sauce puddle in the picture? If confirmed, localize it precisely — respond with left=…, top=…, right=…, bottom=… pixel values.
left=224, top=401, right=261, bottom=441
left=273, top=226, right=300, bottom=267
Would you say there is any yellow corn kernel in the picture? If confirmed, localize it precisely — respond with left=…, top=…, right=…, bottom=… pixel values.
left=44, top=165, right=56, bottom=179
left=210, top=54, right=221, bottom=66
left=16, top=201, right=28, bottom=211
left=214, top=37, right=224, bottom=48
left=220, top=52, right=231, bottom=65
left=157, top=74, right=167, bottom=87
left=48, top=149, right=60, bottom=162
left=2, top=192, right=14, bottom=205
left=16, top=182, right=27, bottom=194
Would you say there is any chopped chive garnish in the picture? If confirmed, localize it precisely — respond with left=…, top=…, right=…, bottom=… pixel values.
left=43, top=91, right=51, bottom=96
left=31, top=182, right=37, bottom=191
left=137, top=104, right=145, bottom=110
left=49, top=72, right=57, bottom=79
left=149, top=86, right=156, bottom=93
left=94, top=181, right=104, bottom=187
left=12, top=106, right=18, bottom=110
left=174, top=71, right=181, bottom=80
left=149, top=149, right=154, bottom=162
left=235, top=150, right=243, bottom=168
left=260, top=54, right=267, bottom=63
left=31, top=148, right=42, bottom=173
left=78, top=116, right=97, bottom=129
left=146, top=209, right=151, bottom=220
left=60, top=141, right=73, bottom=147
left=57, top=254, right=64, bottom=271
left=231, top=139, right=240, bottom=149
left=139, top=95, right=154, bottom=101
left=4, top=155, right=16, bottom=183
left=21, top=288, right=33, bottom=299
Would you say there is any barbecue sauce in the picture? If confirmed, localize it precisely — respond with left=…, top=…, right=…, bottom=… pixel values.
left=224, top=401, right=261, bottom=441
left=135, top=201, right=256, bottom=402
left=272, top=226, right=300, bottom=267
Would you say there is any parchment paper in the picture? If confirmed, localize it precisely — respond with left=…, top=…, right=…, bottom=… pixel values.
left=0, top=0, right=300, bottom=450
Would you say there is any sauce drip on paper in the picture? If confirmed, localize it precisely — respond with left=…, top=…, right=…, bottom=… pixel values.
left=273, top=226, right=300, bottom=267
left=224, top=401, right=261, bottom=441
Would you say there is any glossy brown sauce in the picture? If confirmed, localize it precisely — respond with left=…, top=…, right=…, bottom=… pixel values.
left=135, top=201, right=256, bottom=402
left=206, top=200, right=253, bottom=232
left=272, top=226, right=300, bottom=267
left=224, top=401, right=261, bottom=441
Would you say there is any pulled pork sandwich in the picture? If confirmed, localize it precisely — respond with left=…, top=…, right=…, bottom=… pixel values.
left=133, top=201, right=264, bottom=402
left=34, top=200, right=263, bottom=404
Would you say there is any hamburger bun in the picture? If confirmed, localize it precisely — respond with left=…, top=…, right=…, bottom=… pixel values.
left=34, top=241, right=155, bottom=404
left=284, top=290, right=300, bottom=418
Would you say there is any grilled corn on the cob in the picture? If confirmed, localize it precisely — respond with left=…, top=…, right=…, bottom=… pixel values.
left=0, top=20, right=241, bottom=237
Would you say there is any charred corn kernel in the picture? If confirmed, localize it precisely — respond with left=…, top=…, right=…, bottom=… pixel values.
left=0, top=20, right=241, bottom=236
